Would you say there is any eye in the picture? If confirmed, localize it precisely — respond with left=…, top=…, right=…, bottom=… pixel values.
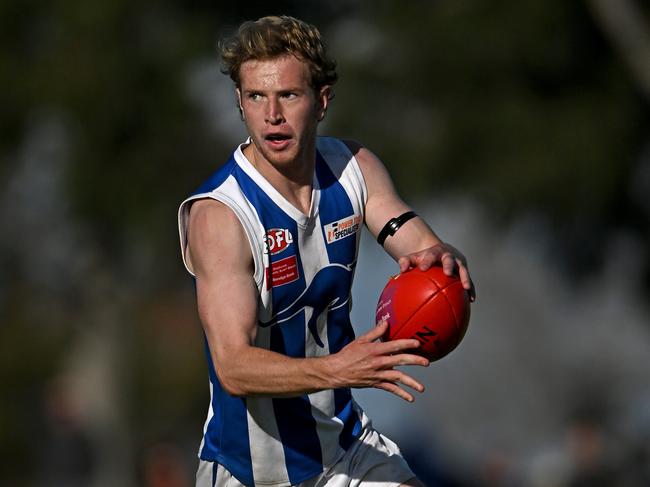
left=247, top=92, right=262, bottom=101
left=281, top=92, right=298, bottom=100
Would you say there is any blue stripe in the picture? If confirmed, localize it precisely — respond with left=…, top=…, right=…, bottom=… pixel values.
left=315, top=151, right=358, bottom=270
left=230, top=163, right=268, bottom=215
left=315, top=151, right=357, bottom=353
left=270, top=326, right=323, bottom=483
left=329, top=307, right=362, bottom=451
left=201, top=337, right=254, bottom=486
left=273, top=396, right=323, bottom=484
left=336, top=399, right=362, bottom=451
left=322, top=281, right=355, bottom=354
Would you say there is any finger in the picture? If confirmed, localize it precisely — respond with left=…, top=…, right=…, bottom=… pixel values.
left=376, top=369, right=426, bottom=392
left=398, top=255, right=412, bottom=273
left=358, top=320, right=389, bottom=343
left=416, top=251, right=437, bottom=271
left=383, top=352, right=430, bottom=368
left=374, top=369, right=426, bottom=397
left=441, top=251, right=457, bottom=275
left=380, top=370, right=424, bottom=392
left=374, top=382, right=415, bottom=403
left=467, top=278, right=476, bottom=302
left=375, top=338, right=422, bottom=354
left=371, top=353, right=429, bottom=371
left=456, top=261, right=476, bottom=301
left=372, top=356, right=429, bottom=375
left=456, top=258, right=469, bottom=284
left=400, top=249, right=439, bottom=273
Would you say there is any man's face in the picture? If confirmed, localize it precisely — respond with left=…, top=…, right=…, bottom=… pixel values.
left=237, top=55, right=328, bottom=170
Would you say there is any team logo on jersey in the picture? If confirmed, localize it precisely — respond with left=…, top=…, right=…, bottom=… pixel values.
left=324, top=214, right=361, bottom=244
left=261, top=263, right=354, bottom=347
left=264, top=228, right=294, bottom=255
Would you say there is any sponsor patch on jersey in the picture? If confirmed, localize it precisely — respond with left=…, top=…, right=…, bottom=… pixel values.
left=264, top=228, right=293, bottom=255
left=324, top=214, right=362, bottom=244
left=266, top=255, right=300, bottom=289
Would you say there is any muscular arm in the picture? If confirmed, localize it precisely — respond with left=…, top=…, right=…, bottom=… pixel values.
left=186, top=198, right=429, bottom=400
left=345, top=140, right=474, bottom=298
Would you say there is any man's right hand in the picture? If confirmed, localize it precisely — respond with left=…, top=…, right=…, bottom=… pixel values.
left=326, top=321, right=430, bottom=402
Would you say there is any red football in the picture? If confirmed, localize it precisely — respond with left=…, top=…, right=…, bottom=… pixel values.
left=375, top=265, right=471, bottom=361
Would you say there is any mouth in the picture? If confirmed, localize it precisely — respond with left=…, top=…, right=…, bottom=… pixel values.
left=264, top=133, right=292, bottom=149
left=265, top=133, right=291, bottom=142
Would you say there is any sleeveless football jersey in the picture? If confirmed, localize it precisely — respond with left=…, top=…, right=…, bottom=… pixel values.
left=178, top=136, right=371, bottom=487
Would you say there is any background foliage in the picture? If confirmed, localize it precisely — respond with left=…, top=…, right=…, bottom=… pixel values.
left=1, top=1, right=648, bottom=485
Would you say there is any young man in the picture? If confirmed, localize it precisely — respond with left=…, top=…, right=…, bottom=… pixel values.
left=178, top=15, right=474, bottom=487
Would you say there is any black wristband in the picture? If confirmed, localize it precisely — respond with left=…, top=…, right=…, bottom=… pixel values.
left=377, top=211, right=417, bottom=246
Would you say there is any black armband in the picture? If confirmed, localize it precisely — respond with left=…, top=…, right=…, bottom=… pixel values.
left=377, top=211, right=417, bottom=246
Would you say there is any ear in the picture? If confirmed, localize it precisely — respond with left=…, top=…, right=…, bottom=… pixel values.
left=317, top=86, right=331, bottom=122
left=236, top=88, right=244, bottom=119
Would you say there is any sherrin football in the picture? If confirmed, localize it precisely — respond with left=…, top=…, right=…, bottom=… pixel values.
left=375, top=265, right=471, bottom=362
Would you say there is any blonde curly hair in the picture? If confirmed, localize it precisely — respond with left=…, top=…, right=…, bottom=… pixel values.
left=219, top=15, right=337, bottom=98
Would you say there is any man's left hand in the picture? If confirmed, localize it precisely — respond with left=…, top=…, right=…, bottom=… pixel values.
left=397, top=244, right=476, bottom=302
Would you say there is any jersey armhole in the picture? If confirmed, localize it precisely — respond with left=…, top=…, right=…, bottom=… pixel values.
left=178, top=194, right=265, bottom=288
left=329, top=138, right=369, bottom=208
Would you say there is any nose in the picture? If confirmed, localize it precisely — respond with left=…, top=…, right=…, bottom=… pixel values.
left=265, top=98, right=284, bottom=125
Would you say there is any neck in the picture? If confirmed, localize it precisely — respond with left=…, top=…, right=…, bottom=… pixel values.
left=245, top=142, right=315, bottom=215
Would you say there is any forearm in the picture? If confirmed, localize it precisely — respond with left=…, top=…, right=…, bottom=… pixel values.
left=212, top=343, right=341, bottom=397
left=381, top=215, right=442, bottom=262
left=208, top=321, right=430, bottom=402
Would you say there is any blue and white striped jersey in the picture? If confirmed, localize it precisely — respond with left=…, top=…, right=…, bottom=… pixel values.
left=178, top=136, right=371, bottom=487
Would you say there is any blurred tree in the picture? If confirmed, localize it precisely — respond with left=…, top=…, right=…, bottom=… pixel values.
left=328, top=0, right=649, bottom=283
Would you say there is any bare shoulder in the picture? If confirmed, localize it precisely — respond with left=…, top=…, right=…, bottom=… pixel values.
left=341, top=139, right=411, bottom=239
left=341, top=138, right=398, bottom=198
left=188, top=198, right=241, bottom=231
left=341, top=138, right=384, bottom=172
left=186, top=198, right=252, bottom=276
